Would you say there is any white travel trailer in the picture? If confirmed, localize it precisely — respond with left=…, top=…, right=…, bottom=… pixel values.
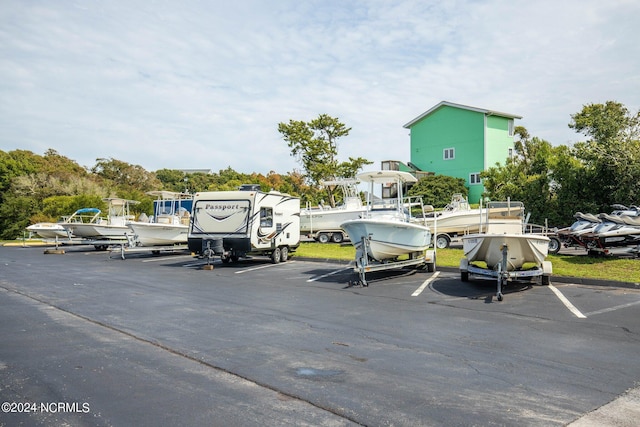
left=188, top=186, right=300, bottom=263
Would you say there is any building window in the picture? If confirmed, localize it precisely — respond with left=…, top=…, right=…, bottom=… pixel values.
left=469, top=173, right=481, bottom=185
left=508, top=148, right=513, bottom=158
left=443, top=148, right=455, bottom=160
left=508, top=119, right=514, bottom=136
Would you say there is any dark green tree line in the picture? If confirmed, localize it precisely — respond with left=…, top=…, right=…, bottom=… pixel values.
left=482, top=101, right=640, bottom=225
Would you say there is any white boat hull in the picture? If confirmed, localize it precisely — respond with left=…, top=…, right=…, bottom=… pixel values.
left=462, top=234, right=550, bottom=271
left=128, top=222, right=188, bottom=246
left=300, top=208, right=366, bottom=233
left=425, top=211, right=484, bottom=235
left=26, top=223, right=69, bottom=239
left=425, top=206, right=525, bottom=235
left=64, top=223, right=131, bottom=240
left=341, top=218, right=431, bottom=260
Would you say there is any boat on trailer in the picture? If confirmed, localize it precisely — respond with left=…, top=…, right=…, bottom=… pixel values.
left=422, top=194, right=526, bottom=248
left=62, top=198, right=139, bottom=241
left=340, top=170, right=435, bottom=286
left=460, top=208, right=552, bottom=301
left=28, top=208, right=103, bottom=239
left=300, top=178, right=366, bottom=243
left=127, top=191, right=193, bottom=247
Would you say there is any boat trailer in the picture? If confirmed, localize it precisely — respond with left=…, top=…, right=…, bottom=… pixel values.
left=460, top=244, right=552, bottom=301
left=351, top=236, right=436, bottom=287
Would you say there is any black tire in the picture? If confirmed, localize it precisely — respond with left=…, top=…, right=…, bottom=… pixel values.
left=541, top=275, right=550, bottom=286
left=271, top=247, right=281, bottom=264
left=280, top=246, right=289, bottom=262
left=461, top=271, right=469, bottom=282
left=317, top=233, right=330, bottom=244
left=436, top=234, right=450, bottom=249
left=331, top=232, right=344, bottom=244
left=548, top=237, right=561, bottom=254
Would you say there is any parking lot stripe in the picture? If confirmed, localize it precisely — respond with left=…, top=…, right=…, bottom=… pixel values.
left=235, top=261, right=297, bottom=274
left=584, top=299, right=640, bottom=317
left=548, top=284, right=587, bottom=318
left=412, top=272, right=440, bottom=296
left=306, top=267, right=352, bottom=283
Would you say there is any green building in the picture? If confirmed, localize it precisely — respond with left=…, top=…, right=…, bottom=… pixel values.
left=402, top=101, right=521, bottom=204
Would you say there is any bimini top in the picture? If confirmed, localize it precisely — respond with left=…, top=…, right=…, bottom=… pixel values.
left=356, top=170, right=418, bottom=184
left=75, top=208, right=101, bottom=214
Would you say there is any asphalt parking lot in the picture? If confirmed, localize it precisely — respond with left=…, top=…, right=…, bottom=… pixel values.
left=1, top=244, right=639, bottom=426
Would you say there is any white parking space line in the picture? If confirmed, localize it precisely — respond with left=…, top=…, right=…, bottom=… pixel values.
left=412, top=272, right=440, bottom=296
left=585, top=299, right=640, bottom=317
left=182, top=260, right=214, bottom=268
left=235, top=261, right=297, bottom=274
left=142, top=255, right=195, bottom=263
left=549, top=284, right=587, bottom=318
left=306, top=267, right=352, bottom=283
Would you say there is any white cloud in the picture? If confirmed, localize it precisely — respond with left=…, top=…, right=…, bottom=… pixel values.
left=1, top=0, right=638, bottom=173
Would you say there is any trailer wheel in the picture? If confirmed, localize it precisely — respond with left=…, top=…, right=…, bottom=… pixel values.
left=271, top=247, right=282, bottom=264
left=461, top=271, right=469, bottom=282
left=548, top=237, right=561, bottom=254
left=331, top=232, right=344, bottom=244
left=316, top=233, right=330, bottom=244
left=435, top=234, right=450, bottom=249
left=541, top=275, right=550, bottom=286
left=280, top=246, right=289, bottom=262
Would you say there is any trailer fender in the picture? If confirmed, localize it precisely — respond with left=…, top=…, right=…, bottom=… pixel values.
left=542, top=260, right=553, bottom=276
left=459, top=257, right=469, bottom=282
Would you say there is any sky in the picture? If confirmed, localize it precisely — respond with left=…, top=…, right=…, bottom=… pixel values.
left=1, top=0, right=639, bottom=175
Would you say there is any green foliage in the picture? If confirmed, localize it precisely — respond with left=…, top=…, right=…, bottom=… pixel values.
left=278, top=114, right=372, bottom=207
left=92, top=158, right=161, bottom=192
left=0, top=195, right=39, bottom=239
left=155, top=169, right=189, bottom=192
left=482, top=102, right=640, bottom=226
left=407, top=175, right=468, bottom=207
left=39, top=195, right=107, bottom=221
left=569, top=101, right=635, bottom=143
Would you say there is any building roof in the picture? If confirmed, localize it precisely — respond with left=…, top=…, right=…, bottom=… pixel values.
left=403, top=101, right=522, bottom=129
left=179, top=168, right=213, bottom=175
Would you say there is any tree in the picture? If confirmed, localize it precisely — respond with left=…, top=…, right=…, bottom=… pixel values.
left=278, top=114, right=372, bottom=207
left=91, top=158, right=161, bottom=193
left=155, top=169, right=189, bottom=192
left=568, top=101, right=640, bottom=209
left=569, top=101, right=637, bottom=144
left=407, top=175, right=467, bottom=208
left=481, top=127, right=559, bottom=224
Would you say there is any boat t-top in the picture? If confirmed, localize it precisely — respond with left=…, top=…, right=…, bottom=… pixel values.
left=127, top=191, right=193, bottom=247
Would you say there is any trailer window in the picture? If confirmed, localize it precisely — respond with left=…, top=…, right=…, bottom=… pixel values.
left=260, top=207, right=273, bottom=227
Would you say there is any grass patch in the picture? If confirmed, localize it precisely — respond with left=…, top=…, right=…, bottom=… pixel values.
left=295, top=242, right=355, bottom=261
left=294, top=242, right=640, bottom=283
